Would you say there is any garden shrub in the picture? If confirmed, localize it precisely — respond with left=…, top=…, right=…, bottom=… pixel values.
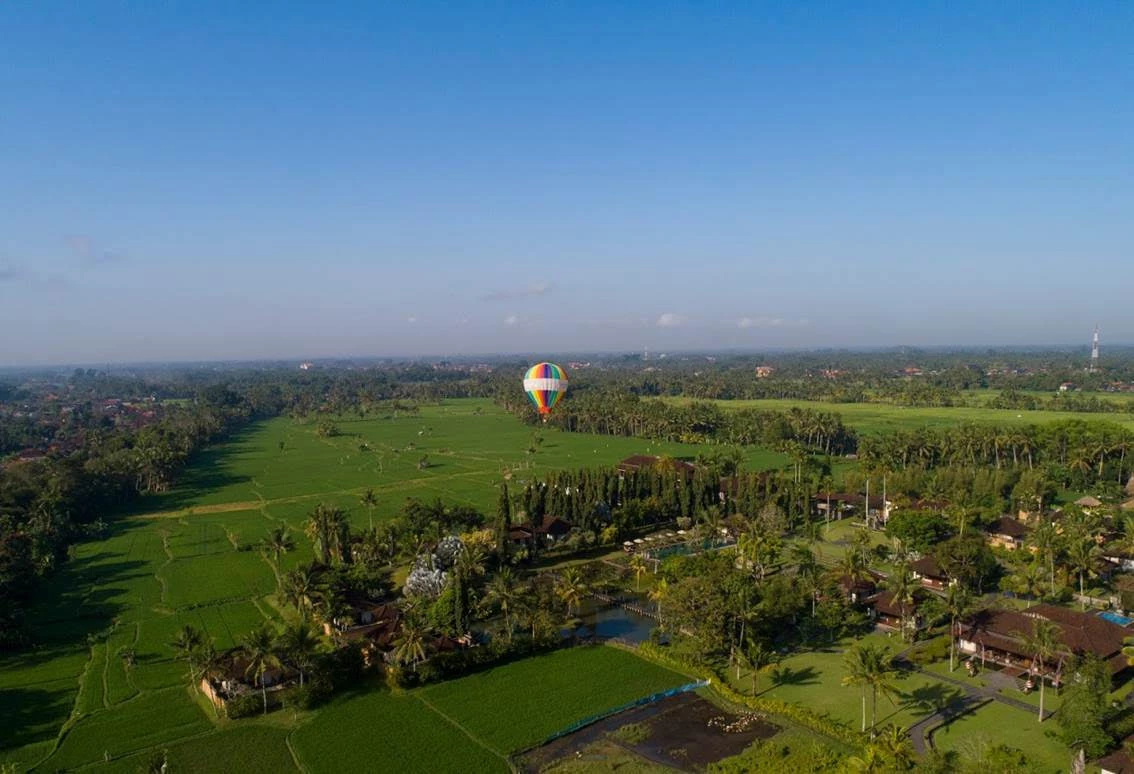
left=225, top=694, right=263, bottom=719
left=906, top=635, right=950, bottom=666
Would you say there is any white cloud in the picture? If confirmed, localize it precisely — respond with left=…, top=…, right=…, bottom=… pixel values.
left=504, top=314, right=519, bottom=326
left=656, top=312, right=685, bottom=328
left=406, top=316, right=418, bottom=324
left=482, top=282, right=553, bottom=302
left=737, top=316, right=809, bottom=329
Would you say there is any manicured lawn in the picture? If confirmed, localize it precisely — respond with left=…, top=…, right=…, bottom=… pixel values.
left=929, top=700, right=1071, bottom=773
left=741, top=635, right=963, bottom=733
left=419, top=646, right=690, bottom=754
left=290, top=687, right=508, bottom=774
left=921, top=658, right=1064, bottom=712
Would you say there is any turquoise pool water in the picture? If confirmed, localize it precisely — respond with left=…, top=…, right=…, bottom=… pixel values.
left=1098, top=610, right=1134, bottom=627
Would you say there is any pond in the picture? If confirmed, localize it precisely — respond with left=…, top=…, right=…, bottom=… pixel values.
left=566, top=600, right=659, bottom=644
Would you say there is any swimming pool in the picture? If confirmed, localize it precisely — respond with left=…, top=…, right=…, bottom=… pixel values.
left=1098, top=610, right=1134, bottom=627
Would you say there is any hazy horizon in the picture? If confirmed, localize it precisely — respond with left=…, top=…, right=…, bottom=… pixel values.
left=3, top=3, right=1131, bottom=365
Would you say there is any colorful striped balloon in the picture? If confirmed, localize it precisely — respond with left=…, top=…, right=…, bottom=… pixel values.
left=523, top=361, right=569, bottom=416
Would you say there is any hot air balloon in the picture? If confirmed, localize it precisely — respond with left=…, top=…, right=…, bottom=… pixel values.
left=523, top=362, right=568, bottom=418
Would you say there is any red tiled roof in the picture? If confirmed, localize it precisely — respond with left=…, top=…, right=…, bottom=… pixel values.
left=959, top=604, right=1129, bottom=674
left=988, top=516, right=1030, bottom=540
left=910, top=556, right=946, bottom=579
left=1096, top=744, right=1134, bottom=774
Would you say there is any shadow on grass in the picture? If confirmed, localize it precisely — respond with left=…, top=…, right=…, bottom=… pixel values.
left=125, top=423, right=269, bottom=514
left=897, top=682, right=967, bottom=718
left=0, top=685, right=77, bottom=750
left=767, top=665, right=821, bottom=690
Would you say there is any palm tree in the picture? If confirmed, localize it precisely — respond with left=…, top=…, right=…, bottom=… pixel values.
left=259, top=525, right=294, bottom=573
left=839, top=547, right=868, bottom=586
left=170, top=624, right=204, bottom=666
left=741, top=640, right=778, bottom=695
left=305, top=506, right=332, bottom=565
left=791, top=544, right=822, bottom=616
left=392, top=618, right=428, bottom=673
left=170, top=625, right=205, bottom=687
left=281, top=566, right=318, bottom=618
left=648, top=577, right=669, bottom=620
left=858, top=725, right=915, bottom=772
left=190, top=642, right=224, bottom=715
left=1028, top=519, right=1059, bottom=597
left=1008, top=557, right=1045, bottom=601
left=1067, top=536, right=1100, bottom=609
left=485, top=568, right=520, bottom=642
left=305, top=503, right=352, bottom=565
left=944, top=584, right=970, bottom=672
left=886, top=562, right=918, bottom=642
left=842, top=642, right=898, bottom=734
left=360, top=488, right=379, bottom=530
left=555, top=567, right=587, bottom=619
left=277, top=620, right=321, bottom=687
left=629, top=554, right=648, bottom=591
left=1016, top=618, right=1060, bottom=722
left=240, top=625, right=282, bottom=715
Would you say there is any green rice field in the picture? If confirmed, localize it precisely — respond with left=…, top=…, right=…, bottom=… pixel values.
left=0, top=399, right=720, bottom=772
left=660, top=397, right=1134, bottom=435
left=291, top=646, right=687, bottom=773
left=142, top=398, right=786, bottom=522
left=418, top=645, right=689, bottom=754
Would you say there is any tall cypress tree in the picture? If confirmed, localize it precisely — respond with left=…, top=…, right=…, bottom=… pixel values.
left=496, top=483, right=512, bottom=559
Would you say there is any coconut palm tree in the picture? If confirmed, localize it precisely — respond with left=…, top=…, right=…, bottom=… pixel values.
left=190, top=642, right=224, bottom=715
left=1028, top=519, right=1059, bottom=597
left=259, top=525, right=294, bottom=574
left=740, top=639, right=779, bottom=694
left=281, top=566, right=318, bottom=618
left=277, top=620, right=321, bottom=688
left=1016, top=618, right=1061, bottom=722
left=629, top=554, right=648, bottom=591
left=648, top=577, right=669, bottom=620
left=171, top=625, right=208, bottom=693
left=944, top=584, right=970, bottom=672
left=392, top=619, right=428, bottom=673
left=1067, top=536, right=1100, bottom=609
left=842, top=642, right=898, bottom=734
left=886, top=562, right=918, bottom=642
left=305, top=503, right=352, bottom=565
left=170, top=624, right=204, bottom=666
left=485, top=568, right=519, bottom=642
left=360, top=488, right=378, bottom=530
left=555, top=567, right=587, bottom=619
left=791, top=544, right=823, bottom=616
left=240, top=625, right=282, bottom=715
left=850, top=724, right=914, bottom=772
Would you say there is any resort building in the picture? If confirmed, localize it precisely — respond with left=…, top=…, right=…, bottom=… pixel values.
left=986, top=516, right=1030, bottom=551
left=910, top=556, right=951, bottom=591
left=957, top=604, right=1130, bottom=686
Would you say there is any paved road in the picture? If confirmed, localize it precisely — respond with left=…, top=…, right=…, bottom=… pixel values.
left=895, top=655, right=1052, bottom=753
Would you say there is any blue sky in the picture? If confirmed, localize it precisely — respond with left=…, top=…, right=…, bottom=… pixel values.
left=1, top=3, right=1131, bottom=364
